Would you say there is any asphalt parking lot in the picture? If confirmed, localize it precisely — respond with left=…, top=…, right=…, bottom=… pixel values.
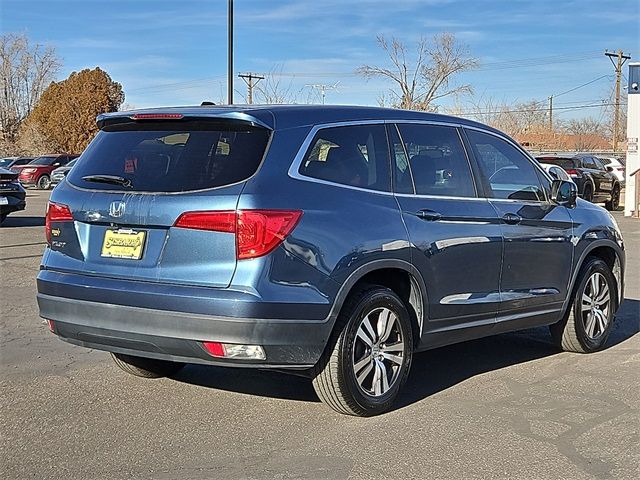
left=1, top=190, right=638, bottom=480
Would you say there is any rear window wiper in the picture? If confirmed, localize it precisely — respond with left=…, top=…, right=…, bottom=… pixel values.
left=81, top=175, right=133, bottom=188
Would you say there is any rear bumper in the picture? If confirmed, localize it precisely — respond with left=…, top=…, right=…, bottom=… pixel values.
left=0, top=191, right=26, bottom=215
left=37, top=270, right=334, bottom=368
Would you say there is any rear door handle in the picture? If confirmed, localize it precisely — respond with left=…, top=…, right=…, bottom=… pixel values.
left=416, top=210, right=442, bottom=221
left=502, top=213, right=522, bottom=225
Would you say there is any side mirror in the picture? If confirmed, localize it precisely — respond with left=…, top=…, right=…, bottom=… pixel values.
left=52, top=162, right=60, bottom=167
left=606, top=166, right=614, bottom=173
left=552, top=179, right=577, bottom=208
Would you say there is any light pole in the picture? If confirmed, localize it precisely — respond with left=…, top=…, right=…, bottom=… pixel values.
left=227, top=0, right=234, bottom=105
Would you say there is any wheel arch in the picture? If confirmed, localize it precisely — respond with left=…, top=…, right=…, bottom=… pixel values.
left=327, top=260, right=428, bottom=347
left=563, top=240, right=624, bottom=316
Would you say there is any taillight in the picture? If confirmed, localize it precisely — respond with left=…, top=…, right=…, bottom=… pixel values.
left=174, top=209, right=302, bottom=260
left=45, top=202, right=73, bottom=245
left=565, top=169, right=579, bottom=176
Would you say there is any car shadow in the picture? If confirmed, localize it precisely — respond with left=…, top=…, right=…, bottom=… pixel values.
left=1, top=216, right=45, bottom=227
left=172, top=298, right=640, bottom=407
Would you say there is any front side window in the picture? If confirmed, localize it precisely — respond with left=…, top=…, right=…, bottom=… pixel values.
left=397, top=124, right=475, bottom=197
left=593, top=158, right=606, bottom=171
left=299, top=124, right=391, bottom=192
left=466, top=129, right=545, bottom=201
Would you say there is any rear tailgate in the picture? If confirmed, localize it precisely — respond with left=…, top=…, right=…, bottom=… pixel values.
left=44, top=115, right=271, bottom=289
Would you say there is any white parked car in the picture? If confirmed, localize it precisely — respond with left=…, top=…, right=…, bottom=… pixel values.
left=538, top=162, right=575, bottom=183
left=597, top=157, right=625, bottom=185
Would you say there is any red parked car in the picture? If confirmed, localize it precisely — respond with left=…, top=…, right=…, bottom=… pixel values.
left=14, top=154, right=79, bottom=189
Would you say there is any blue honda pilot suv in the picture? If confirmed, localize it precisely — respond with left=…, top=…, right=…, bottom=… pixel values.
left=37, top=105, right=625, bottom=416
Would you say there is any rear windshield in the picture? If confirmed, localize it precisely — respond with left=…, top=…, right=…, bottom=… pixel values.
left=67, top=122, right=270, bottom=192
left=536, top=157, right=576, bottom=169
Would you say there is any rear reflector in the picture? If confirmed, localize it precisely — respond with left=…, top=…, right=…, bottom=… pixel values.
left=202, top=341, right=266, bottom=360
left=45, top=202, right=73, bottom=245
left=130, top=113, right=184, bottom=120
left=174, top=210, right=302, bottom=260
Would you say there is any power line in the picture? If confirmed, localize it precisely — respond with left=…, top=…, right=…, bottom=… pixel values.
left=454, top=101, right=614, bottom=117
left=551, top=75, right=612, bottom=98
left=127, top=76, right=226, bottom=93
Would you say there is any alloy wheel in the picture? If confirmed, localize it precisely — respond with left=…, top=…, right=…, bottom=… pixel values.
left=580, top=272, right=611, bottom=340
left=352, top=307, right=405, bottom=397
left=611, top=189, right=620, bottom=210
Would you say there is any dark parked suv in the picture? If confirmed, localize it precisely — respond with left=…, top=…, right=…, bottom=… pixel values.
left=37, top=106, right=625, bottom=416
left=535, top=154, right=621, bottom=210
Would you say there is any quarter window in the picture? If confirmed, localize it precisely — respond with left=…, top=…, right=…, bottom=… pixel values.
left=299, top=124, right=391, bottom=192
left=396, top=124, right=475, bottom=197
left=467, top=129, right=545, bottom=201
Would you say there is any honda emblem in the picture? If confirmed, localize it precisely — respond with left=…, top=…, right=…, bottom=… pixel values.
left=109, top=201, right=126, bottom=218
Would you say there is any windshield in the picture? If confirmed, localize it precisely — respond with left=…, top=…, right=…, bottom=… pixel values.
left=65, top=158, right=78, bottom=168
left=30, top=156, right=59, bottom=166
left=0, top=158, right=16, bottom=168
left=67, top=121, right=270, bottom=192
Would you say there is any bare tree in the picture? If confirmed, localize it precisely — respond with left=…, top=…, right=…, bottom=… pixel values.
left=601, top=85, right=627, bottom=147
left=0, top=34, right=61, bottom=144
left=450, top=96, right=547, bottom=137
left=254, top=67, right=299, bottom=104
left=357, top=33, right=479, bottom=111
left=562, top=117, right=605, bottom=151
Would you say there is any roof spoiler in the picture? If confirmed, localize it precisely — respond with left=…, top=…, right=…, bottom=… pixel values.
left=96, top=110, right=272, bottom=130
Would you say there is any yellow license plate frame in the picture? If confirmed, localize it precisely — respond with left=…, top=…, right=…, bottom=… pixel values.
left=101, top=229, right=146, bottom=259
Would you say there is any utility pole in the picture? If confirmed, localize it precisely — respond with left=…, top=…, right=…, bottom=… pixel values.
left=548, top=96, right=553, bottom=131
left=605, top=50, right=631, bottom=151
left=305, top=82, right=340, bottom=105
left=238, top=73, right=265, bottom=104
left=227, top=0, right=234, bottom=105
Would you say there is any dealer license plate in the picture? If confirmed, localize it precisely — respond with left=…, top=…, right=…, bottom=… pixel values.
left=101, top=229, right=146, bottom=259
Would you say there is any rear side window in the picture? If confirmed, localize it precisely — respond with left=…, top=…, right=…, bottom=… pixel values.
left=67, top=122, right=270, bottom=192
left=582, top=156, right=597, bottom=169
left=397, top=124, right=475, bottom=197
left=467, top=129, right=545, bottom=201
left=299, top=124, right=391, bottom=192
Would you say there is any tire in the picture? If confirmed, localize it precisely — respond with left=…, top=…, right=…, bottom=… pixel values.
left=550, top=257, right=617, bottom=353
left=312, top=285, right=414, bottom=416
left=605, top=185, right=620, bottom=211
left=582, top=183, right=594, bottom=203
left=111, top=352, right=185, bottom=378
left=37, top=175, right=51, bottom=190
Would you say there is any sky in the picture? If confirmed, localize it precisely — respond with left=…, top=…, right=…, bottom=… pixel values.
left=2, top=0, right=639, bottom=122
